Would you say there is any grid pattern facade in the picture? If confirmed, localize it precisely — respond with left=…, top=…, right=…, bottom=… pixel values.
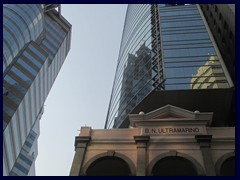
left=3, top=4, right=71, bottom=176
left=105, top=5, right=154, bottom=128
left=159, top=4, right=229, bottom=90
left=200, top=4, right=235, bottom=83
left=105, top=4, right=233, bottom=129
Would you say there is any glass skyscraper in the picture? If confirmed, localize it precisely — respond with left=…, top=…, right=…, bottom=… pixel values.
left=3, top=4, right=71, bottom=175
left=105, top=4, right=234, bottom=129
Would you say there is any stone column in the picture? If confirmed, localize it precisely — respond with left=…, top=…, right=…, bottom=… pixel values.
left=195, top=135, right=216, bottom=176
left=134, top=136, right=150, bottom=176
left=69, top=136, right=91, bottom=176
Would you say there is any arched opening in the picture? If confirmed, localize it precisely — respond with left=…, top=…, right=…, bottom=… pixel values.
left=152, top=156, right=198, bottom=176
left=220, top=156, right=235, bottom=176
left=86, top=156, right=131, bottom=176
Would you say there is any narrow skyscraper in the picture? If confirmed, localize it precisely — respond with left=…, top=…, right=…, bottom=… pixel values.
left=3, top=4, right=71, bottom=176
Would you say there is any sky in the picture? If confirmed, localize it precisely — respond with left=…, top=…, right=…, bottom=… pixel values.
left=35, top=4, right=128, bottom=176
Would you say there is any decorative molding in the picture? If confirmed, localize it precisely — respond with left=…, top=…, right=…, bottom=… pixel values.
left=129, top=105, right=213, bottom=127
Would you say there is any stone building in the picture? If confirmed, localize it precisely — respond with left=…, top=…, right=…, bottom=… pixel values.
left=70, top=105, right=235, bottom=176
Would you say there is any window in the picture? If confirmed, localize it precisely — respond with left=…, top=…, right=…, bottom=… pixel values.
left=227, top=47, right=231, bottom=54
left=15, top=162, right=28, bottom=174
left=213, top=19, right=216, bottom=26
left=229, top=31, right=233, bottom=41
left=25, top=141, right=32, bottom=148
left=11, top=66, right=31, bottom=85
left=219, top=13, right=222, bottom=21
left=224, top=21, right=228, bottom=31
left=210, top=12, right=213, bottom=18
left=19, top=154, right=32, bottom=166
left=3, top=105, right=15, bottom=117
left=215, top=6, right=218, bottom=13
left=4, top=91, right=21, bottom=105
left=217, top=27, right=221, bottom=35
left=222, top=37, right=226, bottom=45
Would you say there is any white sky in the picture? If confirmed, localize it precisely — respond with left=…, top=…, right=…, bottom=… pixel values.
left=35, top=4, right=127, bottom=176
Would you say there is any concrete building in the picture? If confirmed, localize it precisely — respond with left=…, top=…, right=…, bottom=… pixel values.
left=200, top=4, right=235, bottom=83
left=3, top=4, right=71, bottom=176
left=200, top=4, right=235, bottom=126
left=70, top=105, right=235, bottom=176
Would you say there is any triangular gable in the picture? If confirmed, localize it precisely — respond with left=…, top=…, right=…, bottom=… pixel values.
left=129, top=104, right=213, bottom=127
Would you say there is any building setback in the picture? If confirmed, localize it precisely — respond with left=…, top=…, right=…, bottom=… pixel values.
left=3, top=4, right=72, bottom=176
left=70, top=4, right=234, bottom=176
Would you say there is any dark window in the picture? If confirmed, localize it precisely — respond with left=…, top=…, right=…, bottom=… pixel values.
left=213, top=19, right=216, bottom=26
left=4, top=91, right=21, bottom=105
left=215, top=6, right=218, bottom=13
left=15, top=162, right=28, bottom=174
left=219, top=13, right=222, bottom=21
left=217, top=27, right=221, bottom=35
left=222, top=37, right=226, bottom=45
left=19, top=154, right=32, bottom=166
left=229, top=31, right=233, bottom=41
left=224, top=21, right=228, bottom=31
left=227, top=47, right=231, bottom=54
left=210, top=12, right=213, bottom=18
left=25, top=141, right=32, bottom=148
left=29, top=133, right=36, bottom=141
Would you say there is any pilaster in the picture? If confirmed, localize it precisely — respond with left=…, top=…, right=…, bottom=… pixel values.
left=134, top=136, right=150, bottom=176
left=195, top=135, right=216, bottom=176
left=69, top=136, right=91, bottom=176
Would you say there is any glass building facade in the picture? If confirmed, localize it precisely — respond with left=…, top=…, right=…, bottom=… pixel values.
left=3, top=4, right=72, bottom=176
left=105, top=4, right=233, bottom=129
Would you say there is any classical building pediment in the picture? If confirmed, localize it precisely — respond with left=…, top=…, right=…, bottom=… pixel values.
left=129, top=104, right=213, bottom=127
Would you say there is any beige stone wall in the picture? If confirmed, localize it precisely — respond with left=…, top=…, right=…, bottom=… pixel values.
left=70, top=106, right=235, bottom=176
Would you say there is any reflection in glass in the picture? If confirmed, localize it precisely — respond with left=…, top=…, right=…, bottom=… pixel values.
left=105, top=4, right=232, bottom=129
left=160, top=4, right=229, bottom=90
left=114, top=43, right=152, bottom=127
left=191, top=55, right=229, bottom=89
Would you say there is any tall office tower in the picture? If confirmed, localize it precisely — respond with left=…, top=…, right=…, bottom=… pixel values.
left=105, top=4, right=234, bottom=129
left=3, top=4, right=72, bottom=175
left=199, top=4, right=235, bottom=126
left=200, top=4, right=235, bottom=83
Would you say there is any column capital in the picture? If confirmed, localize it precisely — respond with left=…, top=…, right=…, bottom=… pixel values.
left=75, top=136, right=91, bottom=147
left=134, top=136, right=149, bottom=176
left=70, top=136, right=91, bottom=175
left=134, top=135, right=150, bottom=142
left=195, top=135, right=212, bottom=147
left=195, top=135, right=215, bottom=175
left=134, top=136, right=150, bottom=148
